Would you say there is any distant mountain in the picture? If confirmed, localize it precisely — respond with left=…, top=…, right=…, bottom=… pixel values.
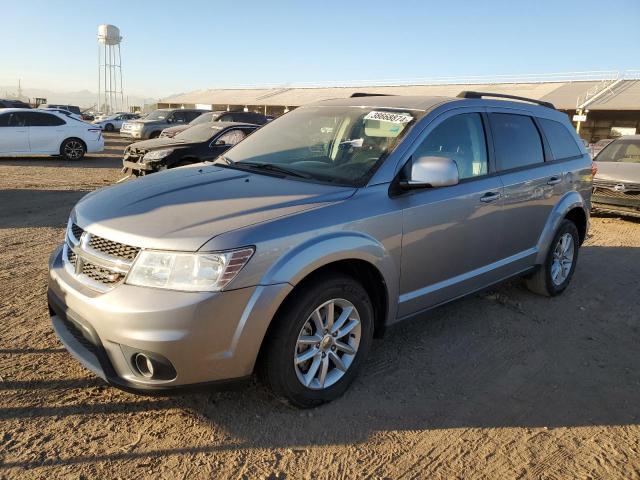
left=0, top=85, right=157, bottom=110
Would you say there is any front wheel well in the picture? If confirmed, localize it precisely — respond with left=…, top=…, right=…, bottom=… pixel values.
left=264, top=259, right=389, bottom=346
left=564, top=207, right=587, bottom=245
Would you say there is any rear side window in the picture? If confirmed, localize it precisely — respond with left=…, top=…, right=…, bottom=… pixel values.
left=185, top=111, right=203, bottom=122
left=24, top=111, right=65, bottom=126
left=489, top=113, right=544, bottom=170
left=539, top=118, right=581, bottom=160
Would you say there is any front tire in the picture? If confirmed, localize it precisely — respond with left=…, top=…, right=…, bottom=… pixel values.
left=526, top=219, right=580, bottom=296
left=261, top=274, right=374, bottom=408
left=105, top=123, right=115, bottom=132
left=60, top=138, right=86, bottom=161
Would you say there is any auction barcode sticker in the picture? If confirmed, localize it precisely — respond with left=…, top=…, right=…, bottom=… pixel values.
left=364, top=111, right=413, bottom=124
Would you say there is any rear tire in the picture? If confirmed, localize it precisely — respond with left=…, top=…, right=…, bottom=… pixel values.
left=526, top=219, right=580, bottom=297
left=260, top=273, right=374, bottom=408
left=60, top=138, right=86, bottom=161
left=149, top=131, right=161, bottom=139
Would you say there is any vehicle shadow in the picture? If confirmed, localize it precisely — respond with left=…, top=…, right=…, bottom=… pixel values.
left=0, top=156, right=123, bottom=169
left=2, top=245, right=638, bottom=472
left=0, top=189, right=90, bottom=228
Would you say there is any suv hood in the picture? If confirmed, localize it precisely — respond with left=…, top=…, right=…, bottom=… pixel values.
left=74, top=165, right=356, bottom=251
left=127, top=137, right=194, bottom=151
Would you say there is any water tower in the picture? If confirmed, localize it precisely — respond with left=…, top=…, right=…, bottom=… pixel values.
left=97, top=24, right=124, bottom=114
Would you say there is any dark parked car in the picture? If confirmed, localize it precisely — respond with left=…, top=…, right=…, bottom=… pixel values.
left=160, top=110, right=272, bottom=138
left=0, top=99, right=31, bottom=108
left=592, top=135, right=640, bottom=218
left=122, top=122, right=258, bottom=177
left=42, top=104, right=82, bottom=115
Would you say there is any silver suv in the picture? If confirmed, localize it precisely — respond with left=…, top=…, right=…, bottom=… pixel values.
left=120, top=108, right=206, bottom=140
left=48, top=92, right=592, bottom=407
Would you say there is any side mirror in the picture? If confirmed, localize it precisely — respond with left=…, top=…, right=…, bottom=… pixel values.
left=400, top=155, right=459, bottom=189
left=166, top=117, right=174, bottom=123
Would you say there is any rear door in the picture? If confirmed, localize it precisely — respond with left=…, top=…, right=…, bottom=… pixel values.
left=0, top=112, right=30, bottom=153
left=25, top=111, right=67, bottom=153
left=487, top=110, right=565, bottom=269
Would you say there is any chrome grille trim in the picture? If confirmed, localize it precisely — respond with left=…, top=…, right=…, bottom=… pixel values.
left=63, top=222, right=141, bottom=292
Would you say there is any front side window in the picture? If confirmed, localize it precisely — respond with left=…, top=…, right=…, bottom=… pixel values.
left=216, top=129, right=246, bottom=146
left=191, top=112, right=217, bottom=125
left=219, top=106, right=420, bottom=186
left=413, top=113, right=488, bottom=180
left=596, top=139, right=640, bottom=163
left=489, top=113, right=544, bottom=170
left=145, top=110, right=169, bottom=121
left=539, top=118, right=581, bottom=160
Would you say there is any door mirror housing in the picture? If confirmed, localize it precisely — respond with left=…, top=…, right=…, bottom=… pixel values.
left=400, top=155, right=459, bottom=189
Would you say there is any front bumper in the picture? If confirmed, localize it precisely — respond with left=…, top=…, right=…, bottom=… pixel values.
left=592, top=190, right=640, bottom=218
left=48, top=246, right=292, bottom=392
left=120, top=129, right=143, bottom=139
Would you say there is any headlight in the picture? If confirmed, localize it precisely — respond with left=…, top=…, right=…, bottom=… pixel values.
left=143, top=149, right=174, bottom=160
left=126, top=248, right=254, bottom=292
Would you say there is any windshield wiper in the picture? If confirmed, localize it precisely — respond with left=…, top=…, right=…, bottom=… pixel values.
left=236, top=162, right=312, bottom=179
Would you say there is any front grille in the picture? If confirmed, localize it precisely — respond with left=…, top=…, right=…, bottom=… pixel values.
left=71, top=224, right=84, bottom=241
left=64, top=222, right=140, bottom=292
left=88, top=235, right=141, bottom=261
left=66, top=248, right=77, bottom=267
left=593, top=187, right=640, bottom=200
left=593, top=180, right=640, bottom=192
left=81, top=261, right=124, bottom=285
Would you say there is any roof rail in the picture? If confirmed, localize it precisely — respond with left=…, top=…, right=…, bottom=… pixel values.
left=350, top=92, right=395, bottom=98
left=457, top=91, right=555, bottom=109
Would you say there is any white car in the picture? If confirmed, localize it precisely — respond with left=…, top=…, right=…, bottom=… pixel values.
left=0, top=108, right=104, bottom=160
left=92, top=113, right=139, bottom=132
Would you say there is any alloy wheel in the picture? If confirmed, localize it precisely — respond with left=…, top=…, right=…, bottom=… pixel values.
left=551, top=232, right=574, bottom=286
left=293, top=298, right=361, bottom=390
left=64, top=141, right=84, bottom=159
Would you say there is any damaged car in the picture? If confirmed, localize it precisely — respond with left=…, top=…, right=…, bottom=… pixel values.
left=592, top=135, right=640, bottom=218
left=121, top=122, right=258, bottom=178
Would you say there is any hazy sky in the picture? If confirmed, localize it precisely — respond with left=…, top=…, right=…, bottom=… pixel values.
left=2, top=0, right=639, bottom=98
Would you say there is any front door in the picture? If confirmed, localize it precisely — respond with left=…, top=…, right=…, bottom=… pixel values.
left=0, top=112, right=29, bottom=154
left=397, top=111, right=504, bottom=317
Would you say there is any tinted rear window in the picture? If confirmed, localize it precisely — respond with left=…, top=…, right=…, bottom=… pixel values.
left=539, top=118, right=581, bottom=160
left=489, top=113, right=544, bottom=170
left=25, top=111, right=65, bottom=126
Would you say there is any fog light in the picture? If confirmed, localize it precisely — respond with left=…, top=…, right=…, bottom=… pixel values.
left=134, top=353, right=155, bottom=378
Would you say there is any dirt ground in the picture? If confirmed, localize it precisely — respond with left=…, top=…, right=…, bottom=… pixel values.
left=1, top=133, right=639, bottom=479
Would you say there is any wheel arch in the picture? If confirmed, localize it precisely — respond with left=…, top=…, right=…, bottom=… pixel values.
left=535, top=191, right=589, bottom=264
left=59, top=137, right=87, bottom=154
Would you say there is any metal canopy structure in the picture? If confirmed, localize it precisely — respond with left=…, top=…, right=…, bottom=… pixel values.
left=160, top=71, right=640, bottom=111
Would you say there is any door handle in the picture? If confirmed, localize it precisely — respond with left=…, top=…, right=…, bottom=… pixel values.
left=547, top=177, right=562, bottom=185
left=480, top=191, right=501, bottom=203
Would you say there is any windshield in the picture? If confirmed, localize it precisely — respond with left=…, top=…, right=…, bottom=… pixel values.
left=217, top=106, right=419, bottom=186
left=596, top=139, right=640, bottom=163
left=145, top=110, right=170, bottom=121
left=175, top=124, right=224, bottom=142
left=190, top=112, right=219, bottom=125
